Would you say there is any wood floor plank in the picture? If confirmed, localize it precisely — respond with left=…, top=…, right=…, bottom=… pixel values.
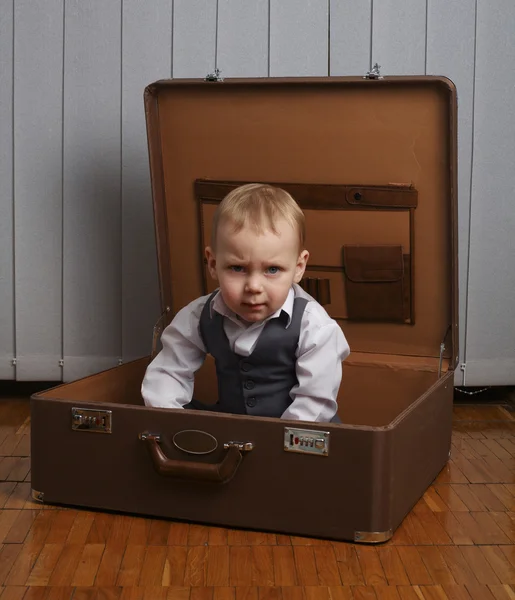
left=480, top=547, right=515, bottom=584
left=439, top=546, right=481, bottom=586
left=0, top=510, right=21, bottom=544
left=4, top=541, right=43, bottom=586
left=251, top=546, right=274, bottom=587
left=137, top=545, right=167, bottom=586
left=441, top=584, right=474, bottom=599
left=115, top=545, right=145, bottom=586
left=71, top=542, right=105, bottom=586
left=206, top=546, right=230, bottom=586
left=94, top=543, right=126, bottom=586
left=350, top=586, right=378, bottom=599
left=184, top=546, right=208, bottom=587
left=0, top=483, right=17, bottom=508
left=45, top=511, right=76, bottom=544
left=313, top=546, right=341, bottom=586
left=396, top=547, right=434, bottom=586
left=458, top=547, right=501, bottom=585
left=293, top=546, right=318, bottom=586
left=376, top=547, right=410, bottom=586
left=434, top=512, right=474, bottom=545
left=333, top=545, right=365, bottom=585
left=4, top=483, right=31, bottom=509
left=3, top=510, right=38, bottom=544
left=86, top=513, right=114, bottom=545
left=229, top=547, right=254, bottom=587
left=0, top=544, right=23, bottom=585
left=167, top=523, right=189, bottom=546
left=46, top=544, right=84, bottom=586
left=126, top=519, right=150, bottom=546
left=188, top=525, right=210, bottom=546
left=487, top=486, right=515, bottom=511
left=0, top=586, right=28, bottom=600
left=354, top=547, right=387, bottom=587
left=161, top=546, right=188, bottom=586
left=417, top=546, right=456, bottom=585
left=273, top=546, right=297, bottom=586
left=373, top=586, right=402, bottom=599
left=25, top=543, right=63, bottom=586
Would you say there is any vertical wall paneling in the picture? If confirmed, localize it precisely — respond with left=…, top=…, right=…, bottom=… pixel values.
left=270, top=0, right=329, bottom=76
left=464, top=0, right=515, bottom=385
left=13, top=0, right=64, bottom=381
left=372, top=0, right=427, bottom=74
left=0, top=1, right=15, bottom=380
left=173, top=0, right=217, bottom=78
left=426, top=0, right=476, bottom=386
left=63, top=0, right=122, bottom=381
left=330, top=0, right=372, bottom=76
left=217, top=0, right=269, bottom=77
left=121, top=1, right=171, bottom=363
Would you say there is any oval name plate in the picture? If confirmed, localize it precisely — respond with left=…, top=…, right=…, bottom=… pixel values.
left=172, top=430, right=218, bottom=455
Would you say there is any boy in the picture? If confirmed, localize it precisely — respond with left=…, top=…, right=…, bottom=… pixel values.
left=141, top=183, right=350, bottom=422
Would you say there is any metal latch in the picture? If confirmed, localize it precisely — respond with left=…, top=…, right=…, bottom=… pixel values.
left=364, top=63, right=383, bottom=80
left=284, top=428, right=329, bottom=456
left=205, top=68, right=224, bottom=82
left=72, top=408, right=112, bottom=433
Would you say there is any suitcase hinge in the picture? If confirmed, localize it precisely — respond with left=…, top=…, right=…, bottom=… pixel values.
left=364, top=63, right=383, bottom=80
left=438, top=325, right=452, bottom=378
left=205, top=68, right=224, bottom=82
left=151, top=306, right=171, bottom=360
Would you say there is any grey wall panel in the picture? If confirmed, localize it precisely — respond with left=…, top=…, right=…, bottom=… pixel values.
left=270, top=0, right=329, bottom=76
left=372, top=0, right=426, bottom=74
left=13, top=0, right=63, bottom=381
left=0, top=0, right=14, bottom=380
left=121, top=1, right=171, bottom=362
left=426, top=0, right=476, bottom=385
left=63, top=0, right=122, bottom=381
left=465, top=0, right=515, bottom=386
left=330, top=0, right=372, bottom=76
left=173, top=0, right=217, bottom=78
left=217, top=0, right=269, bottom=77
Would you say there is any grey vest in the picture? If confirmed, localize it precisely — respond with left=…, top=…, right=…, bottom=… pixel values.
left=197, top=291, right=308, bottom=417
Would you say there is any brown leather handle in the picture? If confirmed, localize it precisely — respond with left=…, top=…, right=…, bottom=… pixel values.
left=140, top=433, right=250, bottom=484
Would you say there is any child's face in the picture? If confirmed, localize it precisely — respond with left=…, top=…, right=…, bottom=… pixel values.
left=205, top=218, right=309, bottom=323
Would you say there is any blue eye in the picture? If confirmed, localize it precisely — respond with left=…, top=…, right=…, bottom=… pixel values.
left=267, top=266, right=280, bottom=275
left=230, top=265, right=244, bottom=272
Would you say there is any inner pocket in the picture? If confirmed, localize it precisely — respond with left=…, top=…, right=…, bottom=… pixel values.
left=342, top=245, right=411, bottom=323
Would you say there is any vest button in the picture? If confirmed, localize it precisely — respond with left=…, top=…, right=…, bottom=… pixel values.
left=246, top=397, right=256, bottom=407
left=244, top=380, right=255, bottom=390
left=240, top=361, right=251, bottom=372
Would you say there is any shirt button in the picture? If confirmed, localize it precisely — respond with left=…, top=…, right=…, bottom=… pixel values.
left=244, top=380, right=255, bottom=390
left=240, top=361, right=251, bottom=372
left=246, top=397, right=256, bottom=407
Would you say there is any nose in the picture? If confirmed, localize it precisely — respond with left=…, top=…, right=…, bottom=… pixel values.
left=245, top=273, right=263, bottom=293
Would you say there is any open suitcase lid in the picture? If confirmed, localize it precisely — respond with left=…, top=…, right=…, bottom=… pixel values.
left=143, top=75, right=458, bottom=375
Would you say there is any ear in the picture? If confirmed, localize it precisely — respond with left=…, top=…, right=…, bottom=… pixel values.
left=205, top=246, right=219, bottom=281
left=293, top=249, right=309, bottom=283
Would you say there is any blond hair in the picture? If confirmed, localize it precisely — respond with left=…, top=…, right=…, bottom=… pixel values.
left=211, top=183, right=305, bottom=250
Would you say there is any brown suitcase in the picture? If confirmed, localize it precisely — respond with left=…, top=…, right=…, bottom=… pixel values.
left=30, top=73, right=458, bottom=543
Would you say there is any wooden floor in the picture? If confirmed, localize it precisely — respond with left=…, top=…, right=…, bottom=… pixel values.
left=1, top=393, right=515, bottom=600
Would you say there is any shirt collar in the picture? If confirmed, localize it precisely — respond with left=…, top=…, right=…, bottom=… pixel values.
left=210, top=287, right=295, bottom=328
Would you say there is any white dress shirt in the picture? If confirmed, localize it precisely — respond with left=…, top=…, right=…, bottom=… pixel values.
left=141, top=283, right=350, bottom=422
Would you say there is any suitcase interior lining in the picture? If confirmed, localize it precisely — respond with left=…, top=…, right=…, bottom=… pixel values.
left=36, top=355, right=441, bottom=428
left=150, top=80, right=454, bottom=362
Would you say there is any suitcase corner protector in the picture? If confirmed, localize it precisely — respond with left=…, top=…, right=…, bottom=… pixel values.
left=354, top=529, right=393, bottom=544
left=31, top=488, right=44, bottom=503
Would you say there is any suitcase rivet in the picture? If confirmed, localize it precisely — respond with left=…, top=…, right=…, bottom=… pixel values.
left=354, top=192, right=362, bottom=201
